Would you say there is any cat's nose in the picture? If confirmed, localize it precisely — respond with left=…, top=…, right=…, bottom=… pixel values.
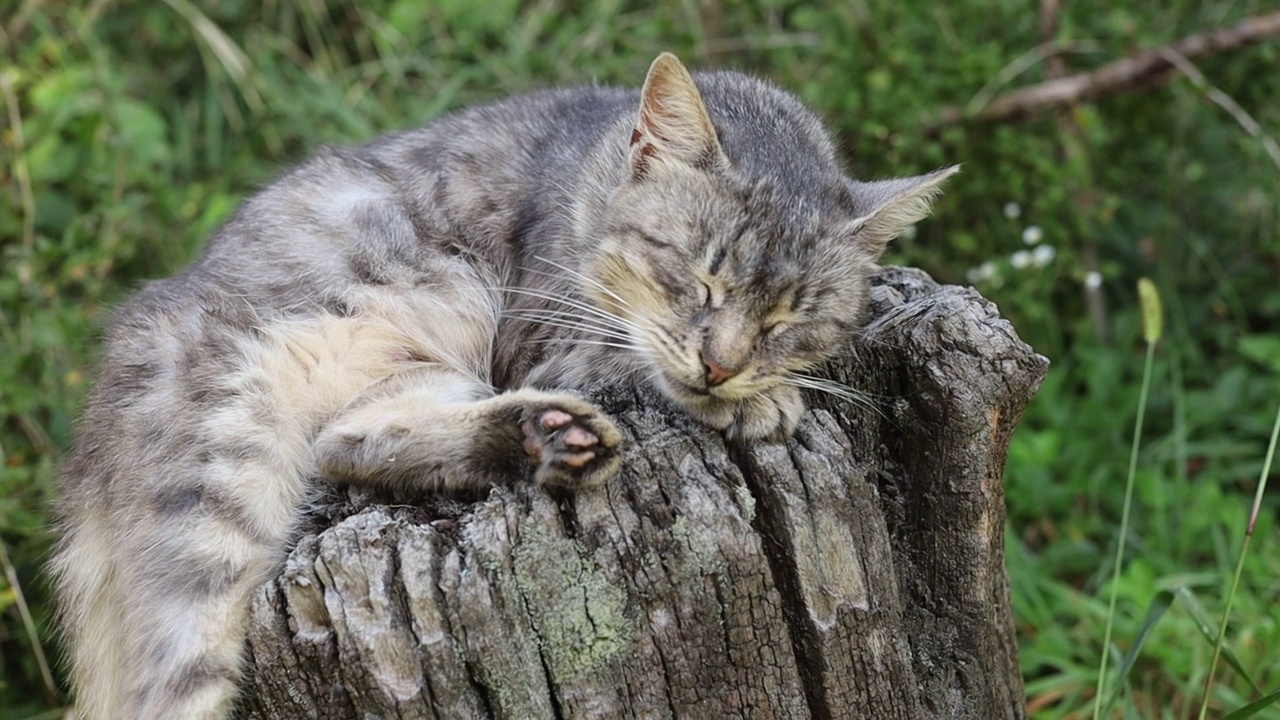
left=701, top=354, right=739, bottom=386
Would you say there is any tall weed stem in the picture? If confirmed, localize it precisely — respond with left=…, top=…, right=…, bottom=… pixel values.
left=1093, top=279, right=1161, bottom=717
left=1198, top=404, right=1280, bottom=719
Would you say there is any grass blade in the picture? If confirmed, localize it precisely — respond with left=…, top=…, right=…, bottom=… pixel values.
left=1098, top=589, right=1175, bottom=717
left=1198, top=403, right=1280, bottom=719
left=1225, top=687, right=1280, bottom=720
left=0, top=541, right=57, bottom=701
left=1173, top=586, right=1262, bottom=694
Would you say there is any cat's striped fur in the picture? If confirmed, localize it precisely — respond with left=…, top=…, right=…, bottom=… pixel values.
left=52, top=53, right=955, bottom=718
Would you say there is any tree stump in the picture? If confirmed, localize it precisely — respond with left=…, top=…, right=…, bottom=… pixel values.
left=238, top=267, right=1048, bottom=719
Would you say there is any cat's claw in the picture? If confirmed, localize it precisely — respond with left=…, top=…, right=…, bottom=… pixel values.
left=520, top=401, right=622, bottom=489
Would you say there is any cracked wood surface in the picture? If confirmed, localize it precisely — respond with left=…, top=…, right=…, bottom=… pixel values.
left=238, top=267, right=1047, bottom=719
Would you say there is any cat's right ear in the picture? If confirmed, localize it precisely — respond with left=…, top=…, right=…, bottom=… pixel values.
left=629, top=53, right=728, bottom=179
left=845, top=166, right=960, bottom=260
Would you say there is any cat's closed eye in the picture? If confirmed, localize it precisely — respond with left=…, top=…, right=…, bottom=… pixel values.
left=633, top=227, right=670, bottom=249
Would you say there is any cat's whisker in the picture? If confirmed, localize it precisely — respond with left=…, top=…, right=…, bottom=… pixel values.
left=530, top=256, right=633, bottom=309
left=499, top=285, right=617, bottom=317
left=501, top=306, right=638, bottom=335
left=501, top=287, right=649, bottom=336
left=503, top=315, right=636, bottom=343
left=501, top=301, right=637, bottom=326
left=520, top=266, right=634, bottom=313
left=795, top=386, right=881, bottom=416
left=511, top=282, right=680, bottom=354
left=783, top=374, right=887, bottom=418
left=499, top=285, right=638, bottom=329
left=791, top=372, right=893, bottom=400
left=532, top=338, right=640, bottom=352
left=501, top=310, right=639, bottom=341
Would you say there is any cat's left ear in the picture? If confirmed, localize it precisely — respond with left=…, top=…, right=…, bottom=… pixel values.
left=630, top=53, right=729, bottom=178
left=845, top=166, right=960, bottom=259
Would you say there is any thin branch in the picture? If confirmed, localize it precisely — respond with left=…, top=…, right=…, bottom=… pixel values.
left=965, top=40, right=1104, bottom=117
left=928, top=10, right=1280, bottom=129
left=1159, top=48, right=1280, bottom=173
left=0, top=540, right=58, bottom=702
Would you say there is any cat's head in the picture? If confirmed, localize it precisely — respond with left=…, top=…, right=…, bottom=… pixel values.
left=583, top=53, right=957, bottom=427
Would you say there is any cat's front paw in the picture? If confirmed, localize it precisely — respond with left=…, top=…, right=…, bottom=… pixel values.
left=725, top=385, right=804, bottom=442
left=683, top=385, right=805, bottom=442
left=519, top=398, right=622, bottom=489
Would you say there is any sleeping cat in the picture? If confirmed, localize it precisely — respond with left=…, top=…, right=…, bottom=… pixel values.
left=51, top=53, right=956, bottom=718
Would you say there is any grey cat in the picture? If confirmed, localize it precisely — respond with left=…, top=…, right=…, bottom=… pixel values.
left=51, top=53, right=956, bottom=718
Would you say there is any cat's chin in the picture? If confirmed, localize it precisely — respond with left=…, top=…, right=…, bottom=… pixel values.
left=657, top=378, right=803, bottom=442
left=668, top=379, right=714, bottom=398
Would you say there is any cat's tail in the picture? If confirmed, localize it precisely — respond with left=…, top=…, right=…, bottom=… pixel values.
left=50, top=515, right=128, bottom=718
left=50, top=317, right=329, bottom=718
left=53, top=481, right=290, bottom=720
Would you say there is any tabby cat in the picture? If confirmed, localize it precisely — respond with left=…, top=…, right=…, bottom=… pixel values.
left=52, top=53, right=956, bottom=718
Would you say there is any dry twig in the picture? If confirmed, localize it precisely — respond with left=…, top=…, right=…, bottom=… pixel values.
left=929, top=10, right=1280, bottom=129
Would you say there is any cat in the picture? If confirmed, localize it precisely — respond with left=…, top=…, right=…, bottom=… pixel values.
left=51, top=52, right=956, bottom=719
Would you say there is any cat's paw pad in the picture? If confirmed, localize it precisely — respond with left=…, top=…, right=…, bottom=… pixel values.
left=520, top=402, right=621, bottom=489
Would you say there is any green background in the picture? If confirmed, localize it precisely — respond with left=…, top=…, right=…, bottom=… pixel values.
left=2, top=1, right=1278, bottom=717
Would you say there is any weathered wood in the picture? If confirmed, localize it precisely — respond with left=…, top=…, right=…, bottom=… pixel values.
left=238, top=267, right=1047, bottom=719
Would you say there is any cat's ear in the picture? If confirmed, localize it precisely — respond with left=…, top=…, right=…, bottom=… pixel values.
left=630, top=53, right=727, bottom=178
left=845, top=166, right=960, bottom=259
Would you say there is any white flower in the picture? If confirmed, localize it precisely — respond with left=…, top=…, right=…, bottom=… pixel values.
left=1010, top=250, right=1032, bottom=269
left=1003, top=202, right=1021, bottom=220
left=1085, top=270, right=1103, bottom=289
left=966, top=261, right=998, bottom=284
left=1031, top=244, right=1056, bottom=267
left=1021, top=225, right=1043, bottom=245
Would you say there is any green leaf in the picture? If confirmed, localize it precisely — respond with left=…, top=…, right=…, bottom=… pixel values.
left=115, top=98, right=172, bottom=168
left=1173, top=586, right=1262, bottom=695
left=26, top=134, right=81, bottom=184
left=1099, top=589, right=1174, bottom=717
left=33, top=190, right=77, bottom=236
left=1239, top=335, right=1280, bottom=374
left=27, top=67, right=96, bottom=127
left=1225, top=687, right=1280, bottom=720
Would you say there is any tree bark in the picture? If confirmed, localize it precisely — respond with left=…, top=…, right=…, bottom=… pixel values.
left=238, top=267, right=1048, bottom=719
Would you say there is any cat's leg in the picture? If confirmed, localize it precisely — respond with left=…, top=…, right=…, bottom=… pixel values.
left=70, top=357, right=618, bottom=720
left=315, top=365, right=623, bottom=492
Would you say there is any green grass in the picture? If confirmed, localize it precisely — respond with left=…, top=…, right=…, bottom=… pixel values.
left=2, top=2, right=1278, bottom=717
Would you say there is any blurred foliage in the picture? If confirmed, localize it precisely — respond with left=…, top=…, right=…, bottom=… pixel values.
left=2, top=1, right=1278, bottom=717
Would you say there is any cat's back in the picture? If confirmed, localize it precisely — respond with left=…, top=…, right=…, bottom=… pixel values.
left=62, top=66, right=839, bottom=471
